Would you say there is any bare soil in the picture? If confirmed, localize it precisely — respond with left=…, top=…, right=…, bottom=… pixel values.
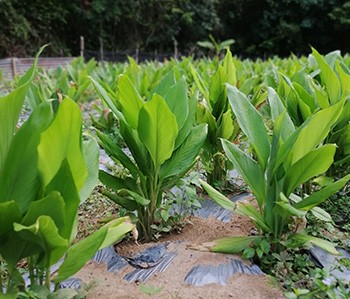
left=75, top=214, right=284, bottom=299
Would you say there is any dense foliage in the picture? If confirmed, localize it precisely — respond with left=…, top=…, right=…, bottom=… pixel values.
left=1, top=0, right=350, bottom=57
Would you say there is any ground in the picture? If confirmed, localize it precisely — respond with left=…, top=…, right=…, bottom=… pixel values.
left=75, top=213, right=284, bottom=298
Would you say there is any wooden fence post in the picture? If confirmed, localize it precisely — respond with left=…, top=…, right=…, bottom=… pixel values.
left=11, top=57, right=16, bottom=78
left=80, top=36, right=85, bottom=58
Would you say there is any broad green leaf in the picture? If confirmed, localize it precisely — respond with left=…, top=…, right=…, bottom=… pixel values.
left=99, top=170, right=138, bottom=192
left=210, top=66, right=228, bottom=117
left=0, top=201, right=20, bottom=238
left=161, top=77, right=189, bottom=130
left=222, top=49, right=236, bottom=86
left=97, top=217, right=135, bottom=249
left=0, top=102, right=53, bottom=213
left=150, top=69, right=176, bottom=99
left=210, top=236, right=257, bottom=254
left=160, top=124, right=207, bottom=180
left=90, top=77, right=125, bottom=122
left=22, top=192, right=65, bottom=230
left=45, top=159, right=81, bottom=242
left=295, top=173, right=350, bottom=210
left=118, top=75, right=143, bottom=129
left=275, top=193, right=306, bottom=218
left=216, top=110, right=234, bottom=140
left=310, top=207, right=333, bottom=222
left=0, top=46, right=43, bottom=171
left=102, top=189, right=139, bottom=211
left=312, top=48, right=341, bottom=105
left=311, top=80, right=329, bottom=109
left=79, top=139, right=99, bottom=203
left=119, top=121, right=150, bottom=175
left=296, top=94, right=312, bottom=121
left=286, top=233, right=338, bottom=255
left=54, top=217, right=133, bottom=283
left=268, top=87, right=287, bottom=121
left=138, top=94, right=178, bottom=169
left=284, top=145, right=336, bottom=195
left=287, top=100, right=343, bottom=166
left=14, top=216, right=68, bottom=265
left=336, top=61, right=350, bottom=96
left=117, top=189, right=150, bottom=206
left=293, top=82, right=316, bottom=112
left=221, top=139, right=265, bottom=207
left=96, top=129, right=139, bottom=178
left=226, top=84, right=270, bottom=169
left=38, top=98, right=87, bottom=191
left=236, top=203, right=271, bottom=233
left=199, top=179, right=234, bottom=211
left=174, top=95, right=196, bottom=149
left=190, top=64, right=209, bottom=100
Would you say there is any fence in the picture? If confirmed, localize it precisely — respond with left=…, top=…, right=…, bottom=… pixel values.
left=0, top=57, right=75, bottom=80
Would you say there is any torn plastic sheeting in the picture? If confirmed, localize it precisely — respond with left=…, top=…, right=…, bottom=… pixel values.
left=123, top=243, right=169, bottom=268
left=91, top=243, right=178, bottom=282
left=124, top=251, right=178, bottom=282
left=92, top=245, right=128, bottom=272
left=193, top=193, right=252, bottom=222
left=60, top=277, right=83, bottom=289
left=184, top=259, right=264, bottom=286
left=309, top=246, right=350, bottom=282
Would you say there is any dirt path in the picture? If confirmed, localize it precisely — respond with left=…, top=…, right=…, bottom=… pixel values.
left=75, top=215, right=284, bottom=298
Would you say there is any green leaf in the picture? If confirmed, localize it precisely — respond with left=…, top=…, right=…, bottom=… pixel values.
left=190, top=64, right=209, bottom=100
left=236, top=202, right=272, bottom=233
left=14, top=216, right=68, bottom=265
left=221, top=139, right=266, bottom=208
left=138, top=94, right=178, bottom=169
left=199, top=179, right=234, bottom=211
left=102, top=189, right=139, bottom=211
left=118, top=75, right=144, bottom=129
left=38, top=98, right=87, bottom=191
left=22, top=192, right=65, bottom=229
left=99, top=170, right=138, bottom=192
left=287, top=100, right=343, bottom=166
left=286, top=233, right=338, bottom=255
left=174, top=95, right=197, bottom=149
left=209, top=66, right=227, bottom=115
left=117, top=189, right=150, bottom=206
left=295, top=173, right=350, bottom=210
left=0, top=102, right=53, bottom=214
left=96, top=129, right=139, bottom=178
left=216, top=110, right=234, bottom=139
left=54, top=217, right=133, bottom=283
left=90, top=77, right=125, bottom=122
left=45, top=159, right=81, bottom=242
left=275, top=193, right=306, bottom=218
left=160, top=124, right=207, bottom=180
left=226, top=84, right=270, bottom=169
left=210, top=236, right=257, bottom=254
left=0, top=46, right=43, bottom=171
left=310, top=207, right=333, bottom=222
left=79, top=139, right=100, bottom=203
left=119, top=121, right=150, bottom=175
left=0, top=201, right=20, bottom=238
left=159, top=76, right=189, bottom=131
left=222, top=49, right=236, bottom=86
left=312, top=48, right=341, bottom=105
left=283, top=145, right=336, bottom=195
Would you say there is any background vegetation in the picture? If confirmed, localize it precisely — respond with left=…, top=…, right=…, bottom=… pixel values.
left=1, top=0, right=350, bottom=58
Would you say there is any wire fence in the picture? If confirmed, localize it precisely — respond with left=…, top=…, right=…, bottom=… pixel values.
left=84, top=49, right=177, bottom=63
left=0, top=57, right=74, bottom=80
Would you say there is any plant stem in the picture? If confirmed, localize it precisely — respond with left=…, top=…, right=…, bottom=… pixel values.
left=45, top=263, right=51, bottom=290
left=0, top=262, right=3, bottom=294
left=28, top=257, right=35, bottom=286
